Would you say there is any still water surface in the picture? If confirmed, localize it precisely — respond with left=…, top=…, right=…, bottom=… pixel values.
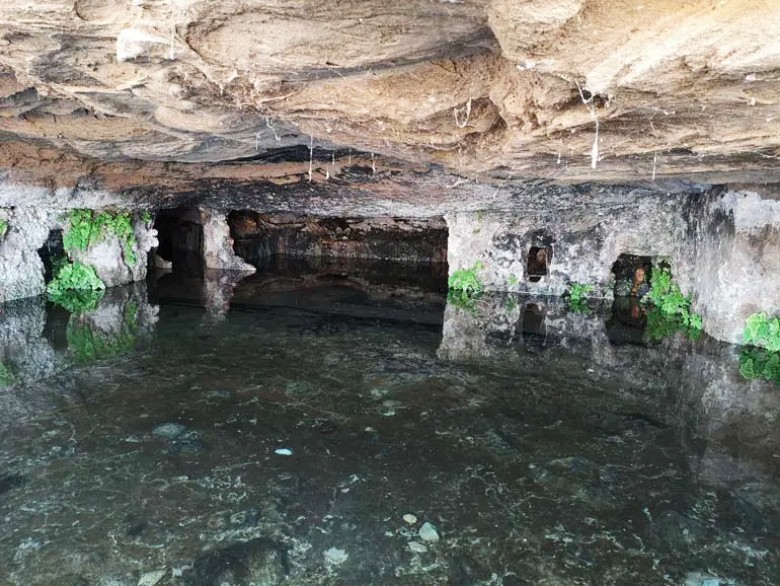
left=0, top=264, right=778, bottom=585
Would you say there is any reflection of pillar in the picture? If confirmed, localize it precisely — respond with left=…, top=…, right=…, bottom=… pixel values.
left=680, top=341, right=780, bottom=518
left=67, top=283, right=159, bottom=350
left=437, top=293, right=613, bottom=361
left=199, top=208, right=257, bottom=273
left=0, top=296, right=57, bottom=384
left=0, top=208, right=57, bottom=302
left=0, top=297, right=60, bottom=424
left=201, top=270, right=248, bottom=325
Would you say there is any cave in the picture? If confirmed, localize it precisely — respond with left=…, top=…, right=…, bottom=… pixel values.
left=37, top=229, right=64, bottom=283
left=526, top=246, right=551, bottom=282
left=153, top=207, right=205, bottom=276
left=1, top=3, right=780, bottom=585
left=227, top=211, right=449, bottom=289
left=611, top=254, right=653, bottom=298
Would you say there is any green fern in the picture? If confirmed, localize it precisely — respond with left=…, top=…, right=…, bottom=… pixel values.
left=642, top=266, right=702, bottom=331
left=47, top=261, right=106, bottom=313
left=448, top=262, right=485, bottom=298
left=63, top=209, right=139, bottom=267
left=743, top=312, right=780, bottom=352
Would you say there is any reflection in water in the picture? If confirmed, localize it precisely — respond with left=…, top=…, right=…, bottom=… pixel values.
left=0, top=266, right=778, bottom=586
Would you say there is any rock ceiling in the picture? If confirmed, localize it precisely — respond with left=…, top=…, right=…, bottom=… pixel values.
left=1, top=0, right=780, bottom=190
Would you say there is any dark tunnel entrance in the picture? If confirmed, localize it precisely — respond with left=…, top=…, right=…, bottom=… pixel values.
left=153, top=207, right=205, bottom=276
left=226, top=212, right=449, bottom=291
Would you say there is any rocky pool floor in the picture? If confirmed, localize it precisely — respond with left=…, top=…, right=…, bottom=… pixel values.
left=0, top=272, right=778, bottom=586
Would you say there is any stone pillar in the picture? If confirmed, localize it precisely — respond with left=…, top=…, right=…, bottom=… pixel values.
left=199, top=208, right=257, bottom=273
left=0, top=208, right=57, bottom=302
left=689, top=189, right=780, bottom=344
left=70, top=215, right=158, bottom=288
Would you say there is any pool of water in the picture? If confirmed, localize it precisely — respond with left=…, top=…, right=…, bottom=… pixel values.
left=1, top=265, right=779, bottom=586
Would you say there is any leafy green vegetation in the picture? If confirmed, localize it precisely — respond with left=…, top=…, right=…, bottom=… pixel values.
left=565, top=282, right=594, bottom=313
left=449, top=262, right=484, bottom=298
left=743, top=312, right=780, bottom=352
left=567, top=283, right=594, bottom=303
left=0, top=363, right=14, bottom=387
left=0, top=218, right=8, bottom=238
left=47, top=261, right=106, bottom=313
left=507, top=274, right=518, bottom=286
left=641, top=266, right=703, bottom=331
left=645, top=307, right=702, bottom=342
left=739, top=313, right=780, bottom=385
left=63, top=209, right=139, bottom=266
left=739, top=346, right=780, bottom=384
left=448, top=262, right=485, bottom=313
left=67, top=302, right=138, bottom=363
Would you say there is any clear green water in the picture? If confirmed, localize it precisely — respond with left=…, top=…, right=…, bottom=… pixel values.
left=0, top=267, right=778, bottom=586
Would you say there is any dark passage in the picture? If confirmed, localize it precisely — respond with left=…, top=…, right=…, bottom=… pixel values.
left=526, top=246, right=551, bottom=282
left=37, top=229, right=64, bottom=282
left=612, top=253, right=653, bottom=298
left=228, top=212, right=448, bottom=267
left=153, top=207, right=205, bottom=276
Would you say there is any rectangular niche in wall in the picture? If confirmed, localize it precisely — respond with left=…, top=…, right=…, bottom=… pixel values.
left=526, top=246, right=551, bottom=282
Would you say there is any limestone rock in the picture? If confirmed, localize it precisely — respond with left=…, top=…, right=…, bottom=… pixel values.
left=0, top=1, right=779, bottom=181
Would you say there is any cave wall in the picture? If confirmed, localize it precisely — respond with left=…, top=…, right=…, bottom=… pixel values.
left=229, top=212, right=448, bottom=267
left=446, top=186, right=780, bottom=344
left=0, top=177, right=778, bottom=345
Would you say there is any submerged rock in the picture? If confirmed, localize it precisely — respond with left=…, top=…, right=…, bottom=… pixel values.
left=187, top=538, right=288, bottom=586
left=152, top=423, right=188, bottom=439
left=418, top=522, right=440, bottom=542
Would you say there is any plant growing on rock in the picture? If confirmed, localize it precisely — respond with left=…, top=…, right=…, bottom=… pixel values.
left=448, top=262, right=484, bottom=298
left=645, top=307, right=702, bottom=342
left=641, top=266, right=702, bottom=331
left=448, top=262, right=485, bottom=313
left=739, top=346, right=780, bottom=385
left=743, top=312, right=780, bottom=352
left=64, top=208, right=139, bottom=266
left=0, top=218, right=8, bottom=238
left=565, top=282, right=594, bottom=313
left=47, top=261, right=106, bottom=313
left=739, top=313, right=780, bottom=385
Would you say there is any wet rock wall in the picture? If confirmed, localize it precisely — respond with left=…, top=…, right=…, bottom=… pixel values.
left=446, top=186, right=780, bottom=344
left=1, top=176, right=778, bottom=345
left=229, top=212, right=448, bottom=267
left=0, top=207, right=156, bottom=300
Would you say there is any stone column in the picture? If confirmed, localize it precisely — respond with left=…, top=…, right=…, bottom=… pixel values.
left=199, top=208, right=257, bottom=273
left=689, top=188, right=780, bottom=344
left=70, top=214, right=158, bottom=287
left=0, top=208, right=58, bottom=302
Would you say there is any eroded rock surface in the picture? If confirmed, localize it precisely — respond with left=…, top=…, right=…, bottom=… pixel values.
left=1, top=0, right=779, bottom=182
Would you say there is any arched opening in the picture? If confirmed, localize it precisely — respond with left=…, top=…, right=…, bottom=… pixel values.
left=606, top=254, right=655, bottom=345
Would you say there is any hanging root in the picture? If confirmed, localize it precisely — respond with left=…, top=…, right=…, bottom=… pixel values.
left=574, top=81, right=599, bottom=170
